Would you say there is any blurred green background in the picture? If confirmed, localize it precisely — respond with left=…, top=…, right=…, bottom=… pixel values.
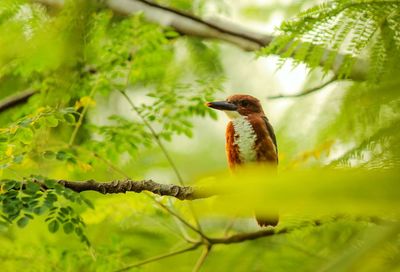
left=1, top=0, right=399, bottom=271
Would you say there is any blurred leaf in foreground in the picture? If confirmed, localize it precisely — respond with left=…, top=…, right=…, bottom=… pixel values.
left=196, top=166, right=400, bottom=220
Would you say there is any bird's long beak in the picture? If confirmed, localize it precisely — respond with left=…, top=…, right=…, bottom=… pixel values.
left=205, top=101, right=237, bottom=111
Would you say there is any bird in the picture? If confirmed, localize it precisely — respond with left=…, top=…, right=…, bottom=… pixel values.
left=206, top=94, right=279, bottom=227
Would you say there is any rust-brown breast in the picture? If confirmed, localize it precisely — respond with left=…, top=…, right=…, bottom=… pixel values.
left=226, top=121, right=241, bottom=169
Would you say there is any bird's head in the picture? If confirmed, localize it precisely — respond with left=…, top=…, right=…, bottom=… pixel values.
left=206, top=94, right=264, bottom=119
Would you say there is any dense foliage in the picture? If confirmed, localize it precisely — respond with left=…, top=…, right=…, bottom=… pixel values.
left=0, top=0, right=399, bottom=271
left=261, top=0, right=400, bottom=80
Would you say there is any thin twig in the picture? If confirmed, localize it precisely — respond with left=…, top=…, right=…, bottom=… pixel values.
left=118, top=66, right=202, bottom=240
left=119, top=90, right=203, bottom=231
left=69, top=87, right=97, bottom=146
left=92, top=152, right=131, bottom=179
left=208, top=218, right=353, bottom=245
left=209, top=228, right=282, bottom=245
left=169, top=198, right=198, bottom=243
left=145, top=213, right=190, bottom=242
left=155, top=200, right=209, bottom=241
left=115, top=243, right=201, bottom=272
left=71, top=145, right=132, bottom=179
left=118, top=91, right=185, bottom=185
left=268, top=77, right=338, bottom=99
left=145, top=193, right=199, bottom=243
left=192, top=245, right=212, bottom=272
left=0, top=89, right=38, bottom=113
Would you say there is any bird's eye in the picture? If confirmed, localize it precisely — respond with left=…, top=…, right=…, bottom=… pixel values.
left=241, top=100, right=249, bottom=107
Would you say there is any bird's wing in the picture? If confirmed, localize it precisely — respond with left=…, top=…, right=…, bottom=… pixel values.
left=262, top=116, right=278, bottom=163
left=263, top=116, right=277, bottom=153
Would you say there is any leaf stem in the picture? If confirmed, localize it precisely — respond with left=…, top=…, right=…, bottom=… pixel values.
left=192, top=245, right=212, bottom=272
left=115, top=243, right=201, bottom=272
left=69, top=87, right=97, bottom=146
left=119, top=90, right=203, bottom=232
left=267, top=76, right=337, bottom=99
left=155, top=200, right=209, bottom=241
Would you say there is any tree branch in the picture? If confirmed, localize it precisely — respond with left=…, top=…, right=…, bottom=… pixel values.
left=267, top=77, right=338, bottom=99
left=115, top=218, right=350, bottom=271
left=192, top=245, right=212, bottom=272
left=115, top=243, right=201, bottom=272
left=154, top=200, right=209, bottom=240
left=32, top=0, right=368, bottom=81
left=0, top=89, right=38, bottom=112
left=52, top=179, right=209, bottom=200
left=208, top=217, right=388, bottom=245
left=209, top=228, right=284, bottom=245
left=107, top=0, right=272, bottom=51
left=119, top=91, right=187, bottom=187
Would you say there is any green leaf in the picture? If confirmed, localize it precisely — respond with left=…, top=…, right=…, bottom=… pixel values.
left=13, top=154, right=24, bottom=164
left=44, top=116, right=59, bottom=127
left=32, top=122, right=41, bottom=129
left=25, top=182, right=40, bottom=194
left=56, top=151, right=67, bottom=161
left=59, top=207, right=69, bottom=215
left=29, top=193, right=42, bottom=200
left=63, top=222, right=74, bottom=234
left=75, top=227, right=83, bottom=236
left=0, top=163, right=10, bottom=170
left=3, top=180, right=16, bottom=191
left=33, top=206, right=47, bottom=215
left=83, top=198, right=94, bottom=209
left=44, top=192, right=58, bottom=203
left=64, top=113, right=76, bottom=124
left=61, top=107, right=76, bottom=114
left=44, top=179, right=57, bottom=188
left=18, top=118, right=32, bottom=127
left=17, top=216, right=29, bottom=228
left=48, top=220, right=59, bottom=233
left=17, top=128, right=34, bottom=144
left=67, top=157, right=77, bottom=164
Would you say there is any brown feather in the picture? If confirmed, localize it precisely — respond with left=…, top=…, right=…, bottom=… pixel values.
left=248, top=115, right=278, bottom=164
left=225, top=121, right=241, bottom=169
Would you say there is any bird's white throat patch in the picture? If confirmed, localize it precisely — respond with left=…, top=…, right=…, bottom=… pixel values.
left=224, top=110, right=241, bottom=119
left=231, top=116, right=258, bottom=162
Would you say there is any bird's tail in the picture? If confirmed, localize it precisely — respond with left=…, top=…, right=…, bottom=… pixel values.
left=255, top=213, right=279, bottom=227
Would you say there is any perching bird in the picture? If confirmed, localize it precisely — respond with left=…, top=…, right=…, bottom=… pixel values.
left=206, top=94, right=278, bottom=227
